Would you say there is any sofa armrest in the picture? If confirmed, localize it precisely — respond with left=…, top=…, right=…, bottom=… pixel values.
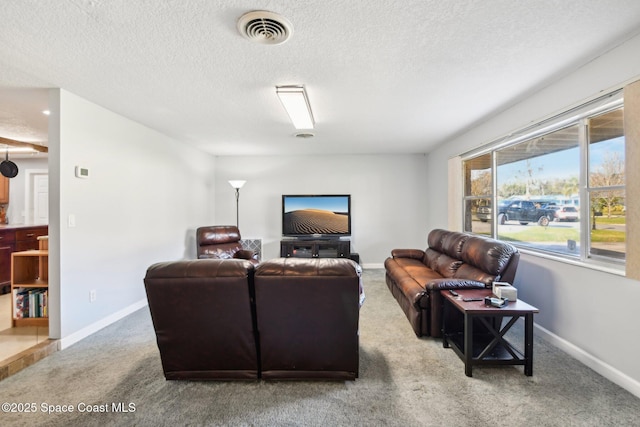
left=234, top=250, right=259, bottom=262
left=426, top=278, right=487, bottom=337
left=425, top=278, right=487, bottom=291
left=391, top=249, right=425, bottom=260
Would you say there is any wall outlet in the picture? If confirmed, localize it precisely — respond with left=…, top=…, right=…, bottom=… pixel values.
left=90, top=290, right=96, bottom=302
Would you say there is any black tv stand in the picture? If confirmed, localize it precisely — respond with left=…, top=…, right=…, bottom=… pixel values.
left=280, top=239, right=350, bottom=259
left=295, top=236, right=342, bottom=241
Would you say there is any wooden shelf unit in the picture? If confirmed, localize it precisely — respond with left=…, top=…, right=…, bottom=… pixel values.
left=0, top=225, right=48, bottom=293
left=11, top=237, right=48, bottom=327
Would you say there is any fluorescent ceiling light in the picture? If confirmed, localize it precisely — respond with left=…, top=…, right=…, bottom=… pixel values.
left=276, top=85, right=315, bottom=130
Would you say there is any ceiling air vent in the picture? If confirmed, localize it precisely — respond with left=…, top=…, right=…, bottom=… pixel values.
left=237, top=11, right=293, bottom=45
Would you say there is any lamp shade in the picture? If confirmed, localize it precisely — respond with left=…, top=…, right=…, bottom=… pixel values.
left=228, top=180, right=246, bottom=189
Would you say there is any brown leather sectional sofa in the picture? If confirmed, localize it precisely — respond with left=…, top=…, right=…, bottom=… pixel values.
left=144, top=257, right=362, bottom=381
left=384, top=229, right=520, bottom=337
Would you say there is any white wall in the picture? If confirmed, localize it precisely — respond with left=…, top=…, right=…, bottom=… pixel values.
left=426, top=33, right=640, bottom=396
left=213, top=154, right=429, bottom=267
left=48, top=89, right=216, bottom=344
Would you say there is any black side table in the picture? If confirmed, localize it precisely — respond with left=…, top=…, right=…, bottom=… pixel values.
left=442, top=289, right=539, bottom=377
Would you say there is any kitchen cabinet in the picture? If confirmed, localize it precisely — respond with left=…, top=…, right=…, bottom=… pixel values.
left=0, top=176, right=8, bottom=204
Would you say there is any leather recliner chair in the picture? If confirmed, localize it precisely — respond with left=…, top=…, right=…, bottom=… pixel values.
left=196, top=225, right=259, bottom=264
left=254, top=258, right=362, bottom=380
left=144, top=259, right=259, bottom=380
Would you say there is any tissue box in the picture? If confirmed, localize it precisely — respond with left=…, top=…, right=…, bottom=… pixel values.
left=492, top=281, right=509, bottom=294
left=492, top=282, right=517, bottom=300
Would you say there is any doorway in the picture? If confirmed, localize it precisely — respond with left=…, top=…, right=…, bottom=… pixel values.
left=24, top=169, right=49, bottom=224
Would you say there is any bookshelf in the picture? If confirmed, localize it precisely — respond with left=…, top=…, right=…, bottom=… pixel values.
left=11, top=236, right=48, bottom=327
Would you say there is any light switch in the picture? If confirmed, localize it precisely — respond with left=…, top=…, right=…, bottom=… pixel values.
left=68, top=214, right=76, bottom=228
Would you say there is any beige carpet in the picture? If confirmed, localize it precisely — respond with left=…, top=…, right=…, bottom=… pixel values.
left=0, top=269, right=638, bottom=426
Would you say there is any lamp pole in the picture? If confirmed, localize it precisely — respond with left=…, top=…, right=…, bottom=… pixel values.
left=228, top=180, right=246, bottom=228
left=234, top=187, right=240, bottom=228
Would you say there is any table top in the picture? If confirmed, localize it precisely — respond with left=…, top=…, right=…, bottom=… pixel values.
left=441, top=289, right=539, bottom=315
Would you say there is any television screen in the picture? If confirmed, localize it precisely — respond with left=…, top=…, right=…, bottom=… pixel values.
left=282, top=195, right=351, bottom=237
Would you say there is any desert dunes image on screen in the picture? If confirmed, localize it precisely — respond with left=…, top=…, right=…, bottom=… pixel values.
left=283, top=196, right=350, bottom=235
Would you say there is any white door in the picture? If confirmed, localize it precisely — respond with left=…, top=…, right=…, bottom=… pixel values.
left=33, top=174, right=48, bottom=224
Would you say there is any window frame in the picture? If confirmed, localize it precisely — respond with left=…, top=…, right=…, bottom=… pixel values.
left=461, top=91, right=625, bottom=274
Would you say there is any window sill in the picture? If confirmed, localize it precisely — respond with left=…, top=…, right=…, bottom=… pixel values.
left=516, top=246, right=625, bottom=277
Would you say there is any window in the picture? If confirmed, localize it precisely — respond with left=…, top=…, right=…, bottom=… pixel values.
left=587, top=108, right=625, bottom=260
left=462, top=92, right=625, bottom=268
left=496, top=124, right=581, bottom=254
left=463, top=154, right=492, bottom=236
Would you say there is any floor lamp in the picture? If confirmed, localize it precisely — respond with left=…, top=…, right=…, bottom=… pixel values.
left=228, top=180, right=246, bottom=228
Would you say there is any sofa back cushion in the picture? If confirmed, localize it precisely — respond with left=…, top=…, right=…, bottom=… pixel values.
left=459, top=235, right=518, bottom=277
left=196, top=225, right=244, bottom=259
left=144, top=259, right=259, bottom=380
left=427, top=229, right=469, bottom=259
left=426, top=229, right=448, bottom=252
left=423, top=249, right=462, bottom=278
left=422, top=248, right=439, bottom=270
left=254, top=258, right=360, bottom=380
left=427, top=229, right=518, bottom=286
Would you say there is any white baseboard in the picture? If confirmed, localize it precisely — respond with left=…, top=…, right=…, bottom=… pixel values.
left=58, top=299, right=148, bottom=350
left=362, top=263, right=384, bottom=269
left=535, top=323, right=640, bottom=399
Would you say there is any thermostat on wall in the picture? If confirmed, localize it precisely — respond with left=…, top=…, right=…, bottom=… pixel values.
left=75, top=166, right=90, bottom=178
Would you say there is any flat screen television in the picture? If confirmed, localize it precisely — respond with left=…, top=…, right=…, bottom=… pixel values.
left=282, top=194, right=351, bottom=238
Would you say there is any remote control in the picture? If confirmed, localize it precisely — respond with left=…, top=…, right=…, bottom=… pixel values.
left=449, top=289, right=459, bottom=296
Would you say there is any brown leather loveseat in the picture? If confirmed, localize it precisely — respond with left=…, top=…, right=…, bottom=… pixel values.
left=384, top=229, right=519, bottom=338
left=144, top=257, right=362, bottom=381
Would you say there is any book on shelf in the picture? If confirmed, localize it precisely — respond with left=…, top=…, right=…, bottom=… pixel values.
left=13, top=287, right=48, bottom=319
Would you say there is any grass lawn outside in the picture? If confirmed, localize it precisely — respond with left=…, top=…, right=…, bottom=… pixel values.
left=499, top=223, right=625, bottom=243
left=499, top=226, right=579, bottom=243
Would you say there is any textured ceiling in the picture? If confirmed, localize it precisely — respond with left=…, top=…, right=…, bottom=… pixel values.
left=1, top=1, right=640, bottom=156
